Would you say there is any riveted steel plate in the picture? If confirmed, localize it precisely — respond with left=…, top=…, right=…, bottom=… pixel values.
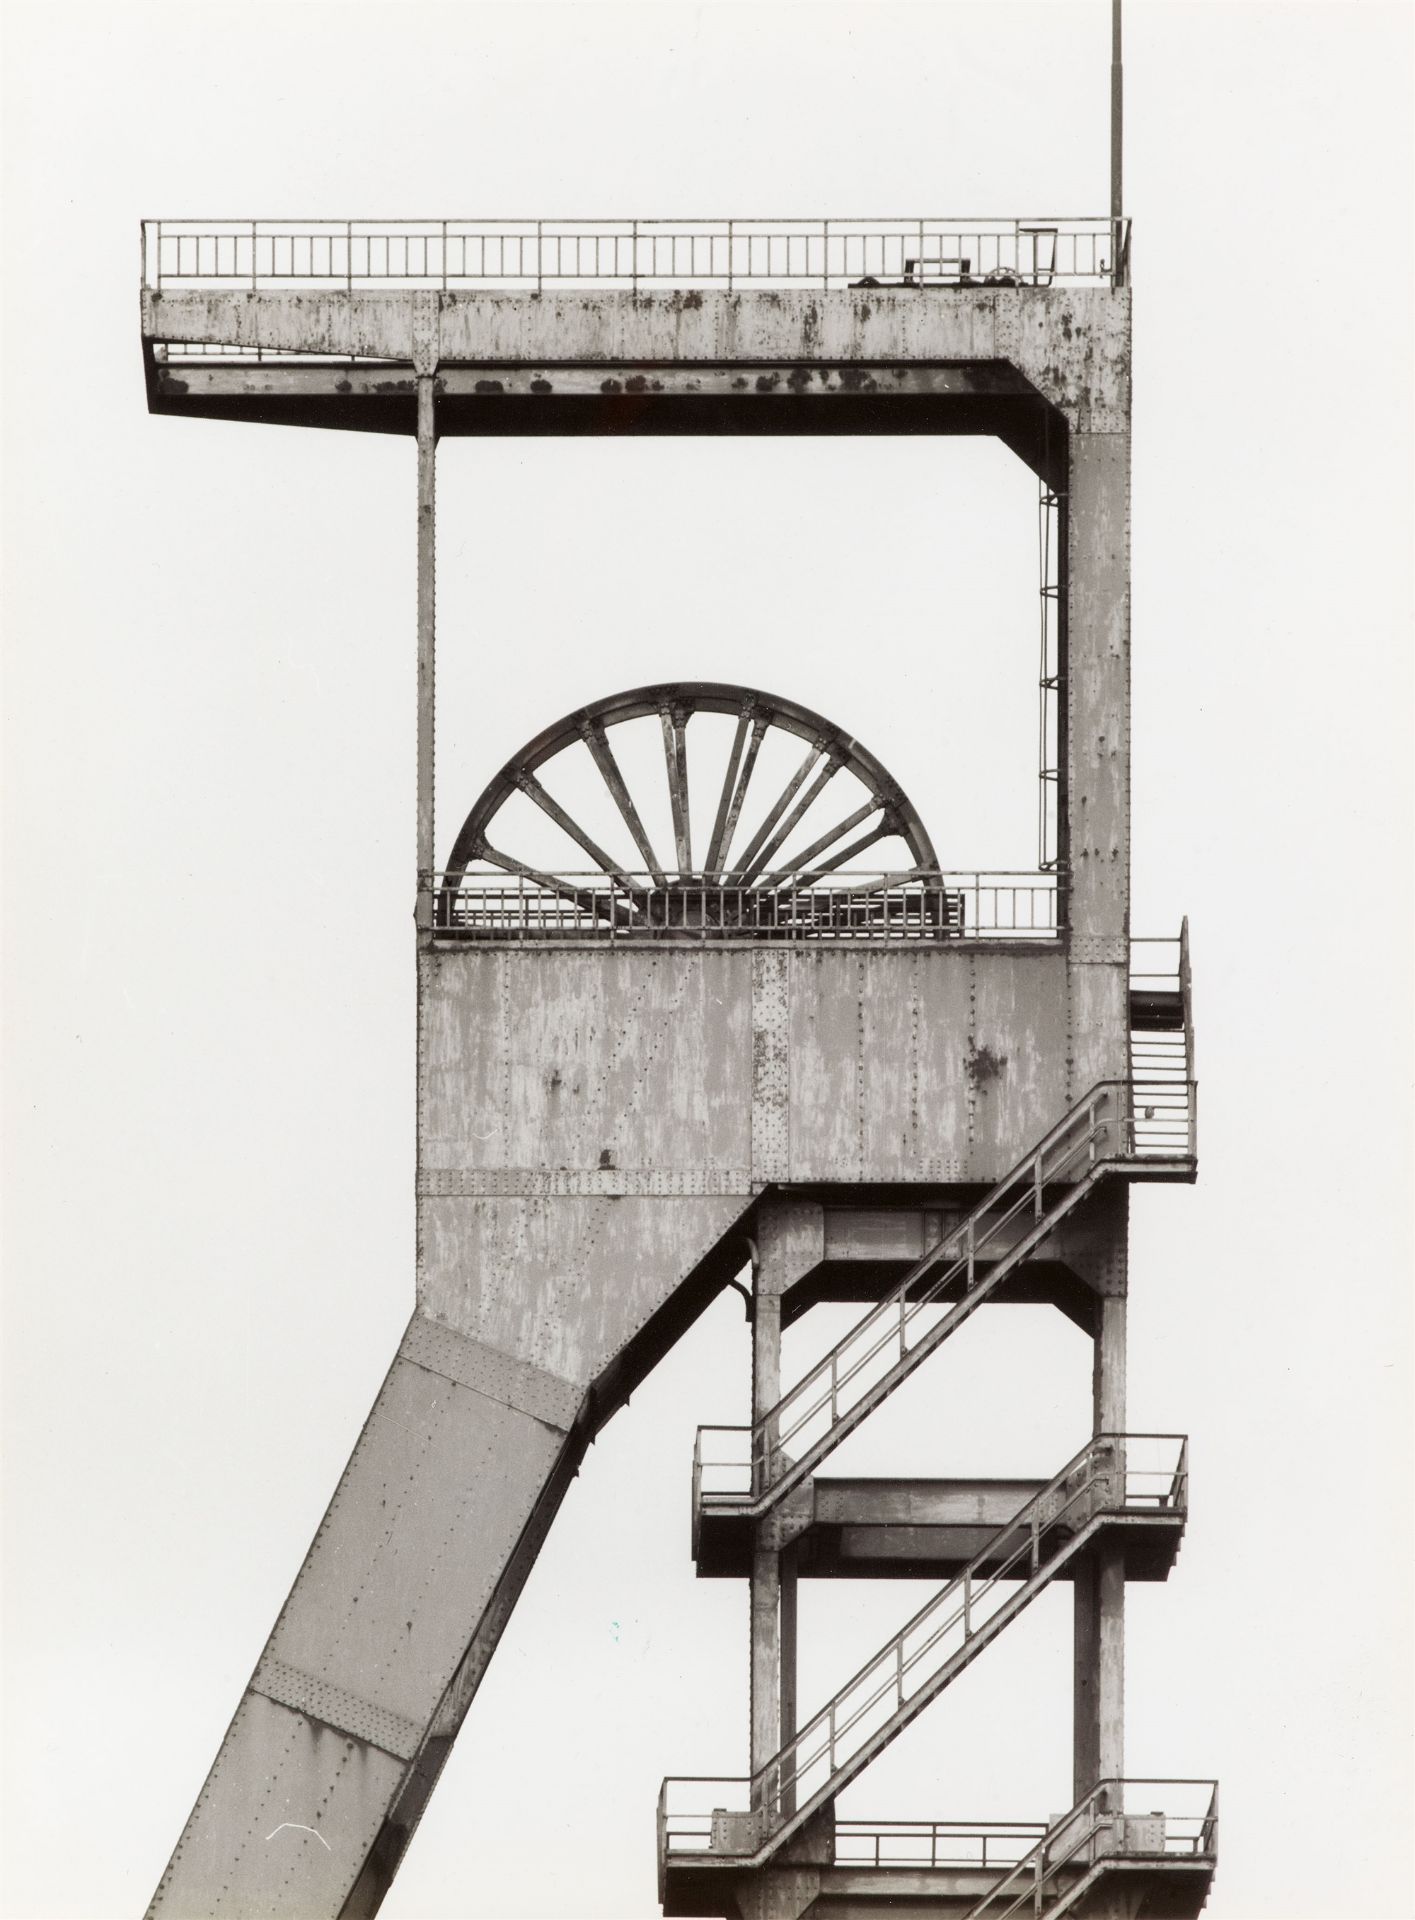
left=146, top=1690, right=402, bottom=1918
left=400, top=1314, right=583, bottom=1432
left=416, top=1166, right=753, bottom=1197
left=1069, top=933, right=1127, bottom=964
left=252, top=1654, right=423, bottom=1762
left=411, top=291, right=439, bottom=374
left=751, top=951, right=790, bottom=1182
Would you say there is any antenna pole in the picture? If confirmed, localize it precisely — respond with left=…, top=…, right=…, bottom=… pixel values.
left=1110, top=0, right=1123, bottom=231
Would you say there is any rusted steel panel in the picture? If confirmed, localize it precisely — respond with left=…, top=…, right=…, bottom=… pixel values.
left=969, top=953, right=1070, bottom=1172
left=782, top=949, right=1080, bottom=1184
left=997, top=289, right=1130, bottom=427
left=859, top=950, right=970, bottom=1182
left=1067, top=431, right=1130, bottom=942
left=148, top=1348, right=567, bottom=1919
left=785, top=949, right=864, bottom=1180
left=401, top=1314, right=581, bottom=1429
left=420, top=950, right=753, bottom=1176
left=260, top=1356, right=564, bottom=1726
left=1068, top=956, right=1130, bottom=1097
left=155, top=361, right=1036, bottom=404
left=143, top=287, right=1128, bottom=421
left=417, top=1194, right=752, bottom=1383
left=148, top=1692, right=403, bottom=1917
left=751, top=951, right=791, bottom=1183
left=1048, top=1178, right=1129, bottom=1298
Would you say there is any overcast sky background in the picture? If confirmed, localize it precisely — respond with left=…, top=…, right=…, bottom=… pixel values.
left=3, top=3, right=1413, bottom=1917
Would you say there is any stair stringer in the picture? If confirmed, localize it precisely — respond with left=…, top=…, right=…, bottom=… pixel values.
left=739, top=1511, right=1119, bottom=1870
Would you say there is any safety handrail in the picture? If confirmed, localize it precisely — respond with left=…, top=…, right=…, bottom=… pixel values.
left=698, top=1079, right=1193, bottom=1519
left=142, top=215, right=1130, bottom=294
left=424, top=869, right=1059, bottom=943
left=966, top=1777, right=1219, bottom=1919
left=663, top=1438, right=1187, bottom=1869
left=749, top=1435, right=1184, bottom=1823
left=832, top=1818, right=1048, bottom=1871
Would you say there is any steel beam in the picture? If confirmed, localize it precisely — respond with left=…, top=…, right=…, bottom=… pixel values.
left=415, top=375, right=435, bottom=933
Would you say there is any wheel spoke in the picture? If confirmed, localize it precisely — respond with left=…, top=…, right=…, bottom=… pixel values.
left=517, top=770, right=633, bottom=879
left=738, top=758, right=841, bottom=882
left=791, top=818, right=898, bottom=883
left=443, top=682, right=940, bottom=933
left=705, top=712, right=751, bottom=876
left=661, top=709, right=692, bottom=875
left=728, top=741, right=824, bottom=880
left=583, top=722, right=667, bottom=885
left=716, top=716, right=768, bottom=875
left=753, top=797, right=882, bottom=889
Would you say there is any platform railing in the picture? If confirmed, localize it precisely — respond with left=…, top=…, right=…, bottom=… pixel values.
left=142, top=216, right=1129, bottom=294
left=664, top=1438, right=1188, bottom=1871
left=693, top=1078, right=1194, bottom=1522
left=833, top=1819, right=1048, bottom=1871
left=426, top=869, right=1058, bottom=942
left=965, top=1778, right=1219, bottom=1918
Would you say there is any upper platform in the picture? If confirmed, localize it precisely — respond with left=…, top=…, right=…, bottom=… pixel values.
left=140, top=216, right=1131, bottom=470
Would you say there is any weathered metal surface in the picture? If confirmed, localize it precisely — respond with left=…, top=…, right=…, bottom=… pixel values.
left=149, top=1692, right=405, bottom=1917
left=751, top=952, right=792, bottom=1184
left=416, top=1195, right=753, bottom=1382
left=420, top=944, right=1132, bottom=1191
left=148, top=1340, right=570, bottom=1917
left=153, top=360, right=1034, bottom=400
left=141, top=285, right=1130, bottom=424
left=1067, top=432, right=1131, bottom=942
left=419, top=948, right=754, bottom=1175
left=251, top=1657, right=425, bottom=1762
left=400, top=1313, right=581, bottom=1430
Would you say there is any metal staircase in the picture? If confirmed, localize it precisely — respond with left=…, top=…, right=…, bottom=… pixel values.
left=694, top=1090, right=1193, bottom=1530
left=964, top=1777, right=1220, bottom=1918
left=659, top=1434, right=1187, bottom=1879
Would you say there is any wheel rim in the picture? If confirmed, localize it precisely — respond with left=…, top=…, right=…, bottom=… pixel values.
left=438, top=681, right=938, bottom=927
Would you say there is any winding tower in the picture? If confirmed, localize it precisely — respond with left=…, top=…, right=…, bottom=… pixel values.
left=141, top=207, right=1217, bottom=1920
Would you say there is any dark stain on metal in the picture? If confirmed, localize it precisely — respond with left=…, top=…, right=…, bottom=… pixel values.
left=598, top=1147, right=616, bottom=1170
left=530, top=378, right=553, bottom=394
left=732, top=377, right=748, bottom=391
left=626, top=375, right=650, bottom=394
left=754, top=373, right=780, bottom=393
left=601, top=378, right=623, bottom=394
left=680, top=290, right=704, bottom=310
left=474, top=379, right=504, bottom=394
left=786, top=367, right=813, bottom=392
left=335, top=378, right=353, bottom=394
left=967, top=1044, right=1008, bottom=1088
left=836, top=368, right=878, bottom=393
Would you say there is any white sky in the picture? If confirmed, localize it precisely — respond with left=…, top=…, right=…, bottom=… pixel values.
left=2, top=3, right=1412, bottom=1918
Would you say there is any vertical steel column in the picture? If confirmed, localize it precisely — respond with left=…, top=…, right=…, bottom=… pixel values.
left=1075, top=1292, right=1126, bottom=1802
left=416, top=371, right=437, bottom=933
left=779, top=1546, right=798, bottom=1818
left=750, top=1285, right=783, bottom=1809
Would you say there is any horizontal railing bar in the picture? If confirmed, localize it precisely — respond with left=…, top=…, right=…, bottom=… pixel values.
left=664, top=1445, right=1191, bottom=1871
left=145, top=215, right=1129, bottom=291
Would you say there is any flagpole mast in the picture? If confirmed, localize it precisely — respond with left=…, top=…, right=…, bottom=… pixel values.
left=1111, top=0, right=1124, bottom=281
